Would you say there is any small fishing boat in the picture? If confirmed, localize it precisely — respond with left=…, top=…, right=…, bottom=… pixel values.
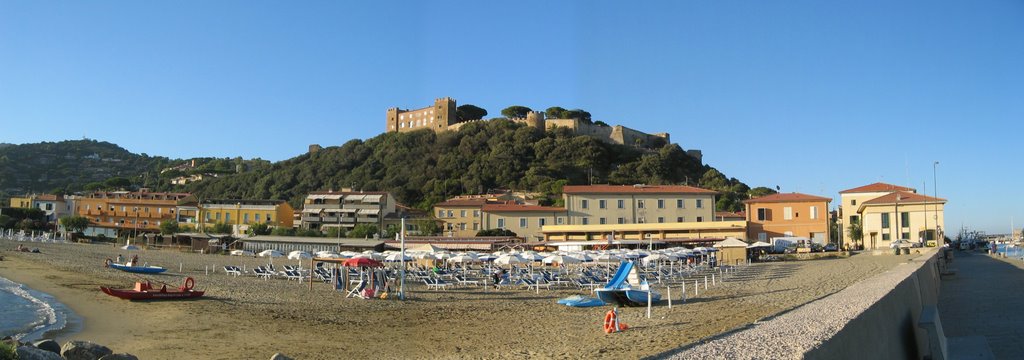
left=100, top=278, right=204, bottom=300
left=104, top=255, right=167, bottom=274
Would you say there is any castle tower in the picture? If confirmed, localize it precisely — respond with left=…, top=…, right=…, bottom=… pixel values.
left=524, top=111, right=545, bottom=129
left=385, top=97, right=458, bottom=133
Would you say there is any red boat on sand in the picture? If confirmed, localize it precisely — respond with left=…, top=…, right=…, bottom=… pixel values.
left=100, top=277, right=204, bottom=300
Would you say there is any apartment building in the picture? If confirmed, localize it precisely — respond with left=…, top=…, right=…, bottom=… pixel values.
left=481, top=204, right=568, bottom=242
left=562, top=184, right=717, bottom=226
left=744, top=193, right=831, bottom=243
left=857, top=191, right=946, bottom=250
left=76, top=191, right=191, bottom=237
left=300, top=191, right=396, bottom=234
left=839, top=182, right=916, bottom=249
left=177, top=199, right=294, bottom=234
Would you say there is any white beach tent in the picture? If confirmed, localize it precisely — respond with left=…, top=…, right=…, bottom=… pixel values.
left=258, top=249, right=284, bottom=258
left=288, top=251, right=312, bottom=260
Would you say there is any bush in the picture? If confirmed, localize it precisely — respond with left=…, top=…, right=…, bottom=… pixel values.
left=0, top=342, right=15, bottom=360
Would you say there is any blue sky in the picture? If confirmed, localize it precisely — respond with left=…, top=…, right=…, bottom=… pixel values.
left=1, top=1, right=1022, bottom=234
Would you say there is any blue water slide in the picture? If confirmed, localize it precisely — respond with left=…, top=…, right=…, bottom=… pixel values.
left=604, top=261, right=633, bottom=289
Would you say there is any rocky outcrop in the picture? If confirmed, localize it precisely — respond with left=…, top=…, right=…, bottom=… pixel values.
left=60, top=340, right=113, bottom=360
left=16, top=346, right=63, bottom=360
left=32, top=339, right=62, bottom=355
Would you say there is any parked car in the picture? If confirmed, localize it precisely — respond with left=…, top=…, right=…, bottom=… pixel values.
left=890, top=240, right=913, bottom=249
left=824, top=243, right=838, bottom=252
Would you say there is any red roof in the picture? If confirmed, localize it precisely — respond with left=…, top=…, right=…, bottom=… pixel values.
left=743, top=192, right=831, bottom=204
left=839, top=182, right=915, bottom=194
left=435, top=198, right=488, bottom=207
left=562, top=184, right=716, bottom=195
left=482, top=204, right=566, bottom=213
left=308, top=190, right=390, bottom=196
left=860, top=191, right=946, bottom=205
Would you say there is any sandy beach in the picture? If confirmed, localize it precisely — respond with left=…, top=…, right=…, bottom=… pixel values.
left=0, top=239, right=911, bottom=359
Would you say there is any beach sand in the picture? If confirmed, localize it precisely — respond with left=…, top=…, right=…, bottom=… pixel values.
left=0, top=239, right=910, bottom=359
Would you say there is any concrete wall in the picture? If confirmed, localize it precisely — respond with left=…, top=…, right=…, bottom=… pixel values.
left=662, top=250, right=943, bottom=359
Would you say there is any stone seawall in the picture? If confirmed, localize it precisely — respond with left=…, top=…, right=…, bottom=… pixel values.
left=660, top=250, right=941, bottom=359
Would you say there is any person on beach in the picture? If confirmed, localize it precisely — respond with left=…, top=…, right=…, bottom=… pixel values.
left=116, top=254, right=123, bottom=263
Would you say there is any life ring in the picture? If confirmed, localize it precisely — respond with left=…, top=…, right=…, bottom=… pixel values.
left=603, top=310, right=628, bottom=333
left=182, top=277, right=195, bottom=291
left=104, top=258, right=112, bottom=268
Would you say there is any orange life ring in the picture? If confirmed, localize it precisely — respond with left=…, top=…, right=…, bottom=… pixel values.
left=104, top=258, right=112, bottom=268
left=603, top=310, right=629, bottom=333
left=183, top=277, right=195, bottom=291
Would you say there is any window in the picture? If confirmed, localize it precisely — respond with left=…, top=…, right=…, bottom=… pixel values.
left=459, top=223, right=466, bottom=230
left=637, top=200, right=645, bottom=209
left=851, top=199, right=857, bottom=206
left=696, top=199, right=703, bottom=208
left=882, top=233, right=891, bottom=240
left=206, top=212, right=211, bottom=221
left=438, top=210, right=445, bottom=218
left=520, top=218, right=528, bottom=228
left=759, top=233, right=767, bottom=241
left=215, top=213, right=221, bottom=220
left=45, top=203, right=53, bottom=211
left=638, top=217, right=645, bottom=224
left=900, top=212, right=910, bottom=227
left=617, top=217, right=625, bottom=224
left=121, top=206, right=126, bottom=212
left=460, top=210, right=466, bottom=217
left=581, top=218, right=589, bottom=225
left=256, top=214, right=261, bottom=222
left=225, top=213, right=231, bottom=222
left=810, top=206, right=819, bottom=220
left=581, top=200, right=589, bottom=209
left=757, top=208, right=768, bottom=221
left=850, top=215, right=860, bottom=224
left=617, top=200, right=625, bottom=209
left=266, top=214, right=272, bottom=222
left=447, top=210, right=454, bottom=217
left=539, top=218, right=546, bottom=227
left=657, top=199, right=664, bottom=209
left=243, top=213, right=249, bottom=223
left=677, top=199, right=684, bottom=208
left=497, top=218, right=505, bottom=228
left=473, top=210, right=480, bottom=217
left=657, top=217, right=664, bottom=223
left=902, top=232, right=911, bottom=239
left=881, top=213, right=890, bottom=229
left=696, top=216, right=704, bottom=222
left=473, top=223, right=479, bottom=230
left=677, top=217, right=684, bottom=222
left=599, top=218, right=607, bottom=224
left=783, top=207, right=793, bottom=220
left=599, top=200, right=607, bottom=209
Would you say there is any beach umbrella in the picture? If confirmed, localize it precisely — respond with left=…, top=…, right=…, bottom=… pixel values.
left=476, top=255, right=497, bottom=262
left=593, top=254, right=622, bottom=263
left=447, top=254, right=479, bottom=264
left=258, top=250, right=284, bottom=258
left=342, top=257, right=383, bottom=268
left=288, top=251, right=312, bottom=260
left=520, top=253, right=545, bottom=262
left=353, top=253, right=385, bottom=261
left=433, top=252, right=452, bottom=260
left=542, top=254, right=581, bottom=265
left=384, top=253, right=413, bottom=262
left=494, top=254, right=526, bottom=266
left=230, top=249, right=254, bottom=256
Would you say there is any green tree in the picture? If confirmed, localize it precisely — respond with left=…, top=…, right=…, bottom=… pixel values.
left=417, top=219, right=441, bottom=236
left=544, top=106, right=567, bottom=119
left=325, top=227, right=343, bottom=238
left=561, top=109, right=592, bottom=123
left=159, top=220, right=180, bottom=235
left=248, top=222, right=271, bottom=236
left=593, top=120, right=609, bottom=127
left=456, top=104, right=488, bottom=121
left=748, top=186, right=778, bottom=198
left=209, top=222, right=233, bottom=234
left=346, top=223, right=379, bottom=238
left=271, top=227, right=296, bottom=236
left=104, top=177, right=132, bottom=189
left=476, top=228, right=517, bottom=237
left=59, top=215, right=90, bottom=233
left=500, top=105, right=532, bottom=119
left=847, top=218, right=863, bottom=249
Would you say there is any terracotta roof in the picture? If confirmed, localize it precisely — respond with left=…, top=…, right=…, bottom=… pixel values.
left=860, top=191, right=946, bottom=205
left=435, top=198, right=489, bottom=207
left=482, top=204, right=566, bottom=213
left=35, top=194, right=60, bottom=201
left=839, top=182, right=915, bottom=194
left=562, top=184, right=716, bottom=195
left=743, top=192, right=832, bottom=204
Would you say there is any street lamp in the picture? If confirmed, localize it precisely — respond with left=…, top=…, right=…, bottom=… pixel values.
left=933, top=161, right=939, bottom=241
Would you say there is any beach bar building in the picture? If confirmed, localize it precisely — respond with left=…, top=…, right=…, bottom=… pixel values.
left=540, top=221, right=746, bottom=242
left=243, top=235, right=385, bottom=253
left=713, top=237, right=749, bottom=266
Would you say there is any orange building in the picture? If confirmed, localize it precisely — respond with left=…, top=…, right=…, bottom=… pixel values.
left=76, top=191, right=191, bottom=236
left=743, top=193, right=831, bottom=243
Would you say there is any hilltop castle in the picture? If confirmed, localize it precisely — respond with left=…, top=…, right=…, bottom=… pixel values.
left=385, top=97, right=698, bottom=160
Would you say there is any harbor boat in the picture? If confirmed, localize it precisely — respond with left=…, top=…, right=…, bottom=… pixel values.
left=595, top=261, right=661, bottom=307
left=100, top=278, right=204, bottom=300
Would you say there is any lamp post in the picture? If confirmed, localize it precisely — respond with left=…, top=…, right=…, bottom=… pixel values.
left=933, top=162, right=939, bottom=240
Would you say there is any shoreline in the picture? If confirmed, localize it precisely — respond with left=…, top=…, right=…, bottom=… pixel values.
left=0, top=273, right=82, bottom=342
left=0, top=240, right=911, bottom=359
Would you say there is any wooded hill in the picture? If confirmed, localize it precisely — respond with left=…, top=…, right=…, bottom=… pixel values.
left=186, top=120, right=770, bottom=212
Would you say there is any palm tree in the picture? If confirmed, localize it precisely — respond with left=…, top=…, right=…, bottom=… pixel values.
left=847, top=219, right=863, bottom=250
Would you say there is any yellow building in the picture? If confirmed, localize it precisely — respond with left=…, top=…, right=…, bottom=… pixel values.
left=9, top=195, right=34, bottom=209
left=481, top=204, right=568, bottom=242
left=195, top=199, right=295, bottom=234
left=562, top=184, right=717, bottom=225
left=856, top=191, right=946, bottom=250
left=839, top=182, right=919, bottom=249
left=541, top=221, right=746, bottom=242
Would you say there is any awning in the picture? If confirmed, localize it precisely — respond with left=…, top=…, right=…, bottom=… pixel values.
left=363, top=194, right=383, bottom=203
left=307, top=194, right=343, bottom=200
left=339, top=208, right=358, bottom=213
left=358, top=209, right=380, bottom=215
left=302, top=208, right=323, bottom=214
left=344, top=194, right=366, bottom=202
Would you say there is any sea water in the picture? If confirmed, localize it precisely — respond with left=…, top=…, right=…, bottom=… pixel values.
left=0, top=276, right=79, bottom=342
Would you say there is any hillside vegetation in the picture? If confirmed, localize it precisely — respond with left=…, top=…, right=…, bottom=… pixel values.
left=187, top=120, right=764, bottom=211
